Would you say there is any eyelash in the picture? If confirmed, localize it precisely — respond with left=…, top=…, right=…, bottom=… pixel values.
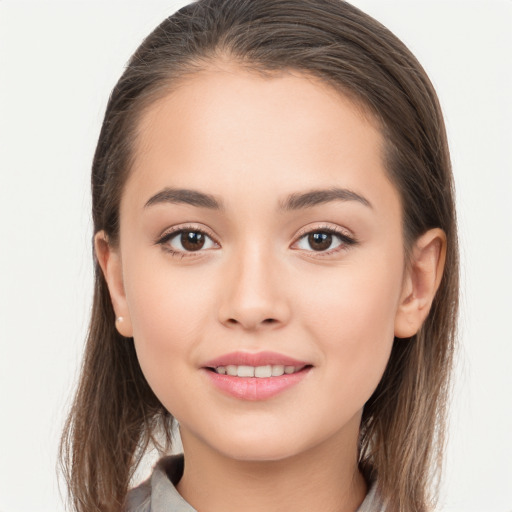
left=293, top=225, right=357, bottom=256
left=155, top=224, right=357, bottom=259
left=155, top=224, right=219, bottom=259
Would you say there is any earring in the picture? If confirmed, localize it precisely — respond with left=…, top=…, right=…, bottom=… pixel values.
left=114, top=315, right=132, bottom=338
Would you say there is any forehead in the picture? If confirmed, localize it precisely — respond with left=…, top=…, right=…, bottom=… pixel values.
left=134, top=63, right=380, bottom=159
left=125, top=63, right=398, bottom=217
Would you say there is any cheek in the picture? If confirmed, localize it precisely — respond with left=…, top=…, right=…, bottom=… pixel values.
left=123, top=257, right=216, bottom=399
left=299, top=251, right=402, bottom=333
left=295, top=250, right=404, bottom=394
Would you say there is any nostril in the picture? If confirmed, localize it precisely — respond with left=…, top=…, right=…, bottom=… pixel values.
left=225, top=317, right=276, bottom=326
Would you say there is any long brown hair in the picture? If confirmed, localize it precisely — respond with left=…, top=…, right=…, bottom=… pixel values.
left=59, top=1, right=459, bottom=510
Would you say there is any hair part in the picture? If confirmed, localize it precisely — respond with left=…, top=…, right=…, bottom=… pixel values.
left=60, top=1, right=458, bottom=511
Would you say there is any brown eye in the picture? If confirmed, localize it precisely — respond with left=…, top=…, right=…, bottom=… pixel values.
left=294, top=228, right=355, bottom=253
left=307, top=232, right=333, bottom=251
left=181, top=230, right=206, bottom=251
left=159, top=228, right=217, bottom=253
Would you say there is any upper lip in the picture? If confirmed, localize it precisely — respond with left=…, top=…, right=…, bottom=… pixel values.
left=203, top=351, right=310, bottom=368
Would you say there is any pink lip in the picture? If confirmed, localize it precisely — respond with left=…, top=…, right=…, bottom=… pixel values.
left=201, top=351, right=312, bottom=401
left=203, top=351, right=309, bottom=368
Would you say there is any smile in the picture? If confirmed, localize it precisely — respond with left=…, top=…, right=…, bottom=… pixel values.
left=202, top=352, right=312, bottom=400
left=212, top=364, right=306, bottom=377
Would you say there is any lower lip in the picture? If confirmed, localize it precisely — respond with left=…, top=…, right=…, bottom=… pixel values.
left=203, top=367, right=312, bottom=401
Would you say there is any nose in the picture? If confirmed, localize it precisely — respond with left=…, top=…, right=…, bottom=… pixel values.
left=217, top=243, right=291, bottom=331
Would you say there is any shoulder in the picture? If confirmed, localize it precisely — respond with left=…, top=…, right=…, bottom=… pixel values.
left=124, top=454, right=193, bottom=512
left=356, top=477, right=386, bottom=512
left=124, top=477, right=151, bottom=512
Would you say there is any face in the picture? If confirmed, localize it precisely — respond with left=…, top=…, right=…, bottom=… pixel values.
left=105, top=64, right=410, bottom=462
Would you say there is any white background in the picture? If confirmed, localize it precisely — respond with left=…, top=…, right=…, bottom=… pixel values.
left=0, top=1, right=511, bottom=511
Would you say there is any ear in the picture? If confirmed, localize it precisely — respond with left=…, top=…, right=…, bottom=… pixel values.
left=94, top=231, right=133, bottom=338
left=394, top=228, right=447, bottom=339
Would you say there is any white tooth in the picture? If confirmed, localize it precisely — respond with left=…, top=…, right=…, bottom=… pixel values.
left=216, top=366, right=226, bottom=375
left=271, top=365, right=285, bottom=376
left=255, top=365, right=272, bottom=378
left=237, top=365, right=255, bottom=377
left=284, top=366, right=296, bottom=374
left=226, top=365, right=237, bottom=376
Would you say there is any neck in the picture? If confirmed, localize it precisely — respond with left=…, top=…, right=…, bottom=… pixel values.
left=176, top=420, right=367, bottom=512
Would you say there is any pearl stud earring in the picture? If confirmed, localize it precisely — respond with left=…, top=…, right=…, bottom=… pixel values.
left=116, top=316, right=124, bottom=323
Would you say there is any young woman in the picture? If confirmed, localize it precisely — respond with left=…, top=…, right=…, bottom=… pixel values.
left=60, top=1, right=459, bottom=511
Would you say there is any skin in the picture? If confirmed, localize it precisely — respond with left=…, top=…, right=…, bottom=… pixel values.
left=96, top=62, right=446, bottom=512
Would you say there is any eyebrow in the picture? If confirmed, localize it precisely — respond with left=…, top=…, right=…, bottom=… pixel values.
left=144, top=188, right=223, bottom=210
left=144, top=186, right=372, bottom=211
left=279, top=187, right=372, bottom=210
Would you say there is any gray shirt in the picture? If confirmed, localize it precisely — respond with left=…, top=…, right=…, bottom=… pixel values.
left=124, top=455, right=385, bottom=511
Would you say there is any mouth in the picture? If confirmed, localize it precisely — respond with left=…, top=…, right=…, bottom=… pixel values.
left=206, top=364, right=310, bottom=378
left=201, top=351, right=313, bottom=400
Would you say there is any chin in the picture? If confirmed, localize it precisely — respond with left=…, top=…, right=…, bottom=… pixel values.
left=206, top=427, right=314, bottom=463
left=219, top=442, right=300, bottom=463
